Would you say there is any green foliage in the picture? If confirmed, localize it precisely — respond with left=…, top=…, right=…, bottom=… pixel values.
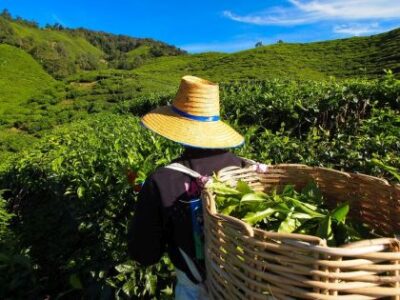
left=0, top=17, right=399, bottom=296
left=133, top=28, right=400, bottom=81
left=1, top=75, right=399, bottom=180
left=210, top=180, right=365, bottom=246
left=0, top=190, right=13, bottom=237
left=0, top=114, right=181, bottom=299
left=0, top=75, right=398, bottom=298
left=0, top=14, right=185, bottom=78
left=2, top=11, right=400, bottom=81
left=0, top=189, right=39, bottom=299
left=1, top=14, right=400, bottom=161
left=70, top=28, right=185, bottom=69
left=1, top=17, right=105, bottom=78
left=0, top=44, right=57, bottom=117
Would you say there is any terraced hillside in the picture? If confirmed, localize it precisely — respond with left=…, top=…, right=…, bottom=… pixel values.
left=0, top=44, right=57, bottom=118
left=68, top=29, right=399, bottom=107
left=0, top=14, right=185, bottom=78
left=0, top=12, right=399, bottom=159
left=0, top=43, right=59, bottom=159
left=134, top=28, right=400, bottom=82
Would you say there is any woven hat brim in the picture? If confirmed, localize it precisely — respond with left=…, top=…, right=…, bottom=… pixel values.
left=141, top=106, right=244, bottom=149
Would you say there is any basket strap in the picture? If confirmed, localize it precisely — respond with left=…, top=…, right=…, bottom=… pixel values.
left=167, top=159, right=258, bottom=175
left=165, top=163, right=202, bottom=178
left=164, top=162, right=205, bottom=283
left=178, top=248, right=203, bottom=283
left=239, top=156, right=258, bottom=166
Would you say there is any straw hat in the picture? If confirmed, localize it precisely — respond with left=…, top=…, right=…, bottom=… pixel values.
left=141, top=75, right=244, bottom=148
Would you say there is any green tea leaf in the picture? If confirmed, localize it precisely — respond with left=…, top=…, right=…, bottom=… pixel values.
left=236, top=180, right=254, bottom=194
left=278, top=215, right=297, bottom=233
left=241, top=193, right=267, bottom=203
left=281, top=184, right=295, bottom=196
left=285, top=196, right=324, bottom=217
left=122, top=280, right=136, bottom=297
left=371, top=159, right=400, bottom=182
left=209, top=182, right=241, bottom=196
left=215, top=196, right=240, bottom=207
left=243, top=208, right=275, bottom=225
left=69, top=274, right=83, bottom=289
left=331, top=202, right=350, bottom=223
left=316, top=215, right=332, bottom=240
left=77, top=186, right=85, bottom=199
left=274, top=202, right=291, bottom=214
left=221, top=204, right=239, bottom=215
left=291, top=212, right=313, bottom=219
left=301, top=181, right=323, bottom=204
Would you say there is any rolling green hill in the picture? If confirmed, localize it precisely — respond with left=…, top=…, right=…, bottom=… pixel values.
left=66, top=28, right=399, bottom=104
left=1, top=11, right=399, bottom=159
left=0, top=10, right=399, bottom=300
left=0, top=17, right=105, bottom=78
left=0, top=13, right=185, bottom=78
left=0, top=43, right=59, bottom=160
left=2, top=10, right=399, bottom=83
left=133, top=28, right=400, bottom=82
left=0, top=44, right=57, bottom=117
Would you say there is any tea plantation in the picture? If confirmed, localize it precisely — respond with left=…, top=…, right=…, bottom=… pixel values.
left=0, top=75, right=399, bottom=299
left=0, top=10, right=399, bottom=300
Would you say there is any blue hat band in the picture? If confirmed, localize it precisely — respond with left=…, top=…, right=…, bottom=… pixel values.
left=171, top=105, right=220, bottom=122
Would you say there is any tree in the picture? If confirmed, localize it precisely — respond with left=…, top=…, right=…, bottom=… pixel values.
left=255, top=41, right=263, bottom=48
left=0, top=18, right=15, bottom=44
left=149, top=46, right=164, bottom=57
left=277, top=39, right=284, bottom=44
left=76, top=53, right=99, bottom=70
left=0, top=9, right=12, bottom=20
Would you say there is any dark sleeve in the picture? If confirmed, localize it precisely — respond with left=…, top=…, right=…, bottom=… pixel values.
left=127, top=177, right=166, bottom=266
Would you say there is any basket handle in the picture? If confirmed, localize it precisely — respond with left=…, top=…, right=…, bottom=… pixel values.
left=217, top=214, right=255, bottom=237
left=202, top=190, right=254, bottom=237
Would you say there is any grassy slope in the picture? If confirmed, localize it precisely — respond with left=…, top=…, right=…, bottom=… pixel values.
left=133, top=28, right=400, bottom=84
left=0, top=44, right=56, bottom=116
left=10, top=21, right=104, bottom=61
left=65, top=28, right=400, bottom=110
left=1, top=17, right=185, bottom=78
left=0, top=44, right=56, bottom=159
left=0, top=26, right=399, bottom=159
left=127, top=45, right=151, bottom=57
left=0, top=19, right=107, bottom=79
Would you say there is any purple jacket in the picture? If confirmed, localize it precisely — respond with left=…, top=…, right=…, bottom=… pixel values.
left=128, top=148, right=244, bottom=283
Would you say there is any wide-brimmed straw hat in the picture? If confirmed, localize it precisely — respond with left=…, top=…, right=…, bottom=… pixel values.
left=141, top=75, right=244, bottom=148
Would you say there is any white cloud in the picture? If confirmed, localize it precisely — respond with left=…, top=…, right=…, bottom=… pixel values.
left=224, top=0, right=400, bottom=26
left=222, top=10, right=311, bottom=26
left=333, top=23, right=381, bottom=36
left=290, top=0, right=400, bottom=20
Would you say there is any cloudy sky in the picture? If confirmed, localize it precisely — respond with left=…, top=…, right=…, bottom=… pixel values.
left=1, top=0, right=399, bottom=53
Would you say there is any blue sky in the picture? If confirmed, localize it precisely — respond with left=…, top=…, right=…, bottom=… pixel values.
left=1, top=0, right=400, bottom=53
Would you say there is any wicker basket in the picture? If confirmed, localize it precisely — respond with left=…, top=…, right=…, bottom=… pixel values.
left=202, top=164, right=400, bottom=300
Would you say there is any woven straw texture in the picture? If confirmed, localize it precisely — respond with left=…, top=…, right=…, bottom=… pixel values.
left=202, top=164, right=400, bottom=299
left=141, top=75, right=244, bottom=148
left=173, top=75, right=220, bottom=116
left=141, top=106, right=243, bottom=148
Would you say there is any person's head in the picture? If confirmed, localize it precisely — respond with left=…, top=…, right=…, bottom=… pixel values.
left=141, top=75, right=244, bottom=149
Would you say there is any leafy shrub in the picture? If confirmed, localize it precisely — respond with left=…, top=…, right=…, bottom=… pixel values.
left=0, top=190, right=39, bottom=299
left=1, top=114, right=181, bottom=299
left=0, top=76, right=399, bottom=298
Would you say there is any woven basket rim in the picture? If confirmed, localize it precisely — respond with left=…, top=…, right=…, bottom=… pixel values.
left=202, top=163, right=400, bottom=256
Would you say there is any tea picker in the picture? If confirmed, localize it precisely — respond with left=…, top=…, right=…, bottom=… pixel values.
left=128, top=75, right=246, bottom=300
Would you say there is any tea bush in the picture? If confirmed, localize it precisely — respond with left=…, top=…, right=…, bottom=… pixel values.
left=0, top=76, right=399, bottom=298
left=0, top=114, right=181, bottom=299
